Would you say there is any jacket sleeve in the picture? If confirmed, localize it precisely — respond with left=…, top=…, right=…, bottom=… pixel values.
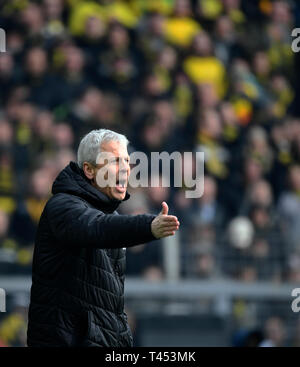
left=46, top=194, right=157, bottom=249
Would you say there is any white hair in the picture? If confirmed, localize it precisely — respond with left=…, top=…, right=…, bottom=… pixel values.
left=77, top=129, right=129, bottom=168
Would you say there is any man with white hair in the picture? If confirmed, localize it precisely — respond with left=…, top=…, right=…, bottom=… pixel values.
left=27, top=128, right=180, bottom=347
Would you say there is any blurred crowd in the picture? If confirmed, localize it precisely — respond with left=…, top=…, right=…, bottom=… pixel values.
left=0, top=0, right=300, bottom=346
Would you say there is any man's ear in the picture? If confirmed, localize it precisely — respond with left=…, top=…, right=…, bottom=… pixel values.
left=82, top=162, right=95, bottom=181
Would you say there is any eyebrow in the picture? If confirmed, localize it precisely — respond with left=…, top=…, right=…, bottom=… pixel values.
left=111, top=156, right=130, bottom=161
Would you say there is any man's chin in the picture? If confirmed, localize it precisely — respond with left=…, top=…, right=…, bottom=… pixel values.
left=112, top=188, right=127, bottom=201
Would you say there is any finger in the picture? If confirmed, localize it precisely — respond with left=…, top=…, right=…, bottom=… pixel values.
left=162, top=215, right=178, bottom=222
left=162, top=231, right=176, bottom=237
left=162, top=220, right=179, bottom=226
left=159, top=201, right=169, bottom=216
left=162, top=224, right=179, bottom=231
left=162, top=221, right=179, bottom=226
left=162, top=224, right=179, bottom=229
left=163, top=228, right=178, bottom=234
left=162, top=222, right=179, bottom=229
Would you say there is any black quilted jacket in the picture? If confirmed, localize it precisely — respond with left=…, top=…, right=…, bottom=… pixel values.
left=27, top=161, right=157, bottom=347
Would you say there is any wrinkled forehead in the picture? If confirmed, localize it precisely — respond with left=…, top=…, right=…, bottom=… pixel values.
left=99, top=140, right=129, bottom=159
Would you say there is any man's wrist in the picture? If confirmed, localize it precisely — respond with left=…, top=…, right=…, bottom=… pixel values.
left=147, top=214, right=158, bottom=241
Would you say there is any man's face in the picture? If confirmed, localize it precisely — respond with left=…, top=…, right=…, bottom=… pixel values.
left=92, top=140, right=130, bottom=201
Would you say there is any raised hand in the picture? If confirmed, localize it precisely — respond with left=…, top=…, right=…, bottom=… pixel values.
left=151, top=201, right=180, bottom=239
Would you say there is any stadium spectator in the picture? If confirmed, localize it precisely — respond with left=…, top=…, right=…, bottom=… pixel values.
left=0, top=0, right=299, bottom=346
left=259, top=316, right=287, bottom=347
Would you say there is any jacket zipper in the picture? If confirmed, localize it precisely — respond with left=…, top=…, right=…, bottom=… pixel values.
left=114, top=259, right=122, bottom=346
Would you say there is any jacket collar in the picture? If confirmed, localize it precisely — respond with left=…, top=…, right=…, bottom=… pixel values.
left=52, top=161, right=130, bottom=213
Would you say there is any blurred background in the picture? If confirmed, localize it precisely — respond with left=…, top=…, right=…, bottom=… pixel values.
left=0, top=0, right=300, bottom=347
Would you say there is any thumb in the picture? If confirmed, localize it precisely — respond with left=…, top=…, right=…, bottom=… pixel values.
left=159, top=201, right=169, bottom=216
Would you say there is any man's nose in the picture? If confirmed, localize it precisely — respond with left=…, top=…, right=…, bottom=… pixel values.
left=119, top=160, right=130, bottom=174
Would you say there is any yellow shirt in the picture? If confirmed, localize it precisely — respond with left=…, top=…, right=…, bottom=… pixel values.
left=68, top=1, right=106, bottom=36
left=164, top=17, right=201, bottom=47
left=130, top=0, right=174, bottom=16
left=183, top=56, right=226, bottom=97
left=104, top=1, right=139, bottom=28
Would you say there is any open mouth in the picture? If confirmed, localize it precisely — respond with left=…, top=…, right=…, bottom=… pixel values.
left=115, top=178, right=127, bottom=193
